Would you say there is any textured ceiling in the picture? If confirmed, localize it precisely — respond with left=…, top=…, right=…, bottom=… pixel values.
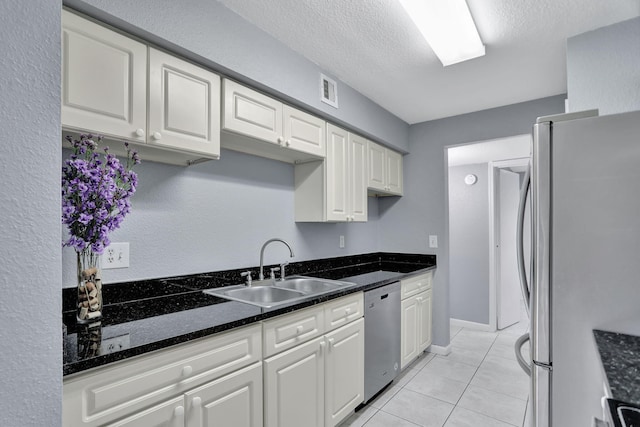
left=216, top=0, right=639, bottom=124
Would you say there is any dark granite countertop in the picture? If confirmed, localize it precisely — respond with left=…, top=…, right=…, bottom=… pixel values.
left=593, top=329, right=640, bottom=406
left=63, top=252, right=435, bottom=376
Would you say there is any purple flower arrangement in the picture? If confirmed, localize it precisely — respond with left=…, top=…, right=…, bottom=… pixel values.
left=62, top=134, right=140, bottom=254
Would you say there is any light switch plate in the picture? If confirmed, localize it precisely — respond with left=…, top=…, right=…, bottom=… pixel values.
left=429, top=235, right=438, bottom=248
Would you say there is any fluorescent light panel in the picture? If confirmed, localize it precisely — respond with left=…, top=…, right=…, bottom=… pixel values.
left=399, top=0, right=485, bottom=66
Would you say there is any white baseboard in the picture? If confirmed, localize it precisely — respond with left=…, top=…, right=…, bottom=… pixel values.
left=428, top=343, right=452, bottom=356
left=450, top=318, right=495, bottom=332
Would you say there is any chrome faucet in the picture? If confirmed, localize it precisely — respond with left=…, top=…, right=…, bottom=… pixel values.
left=259, top=238, right=295, bottom=280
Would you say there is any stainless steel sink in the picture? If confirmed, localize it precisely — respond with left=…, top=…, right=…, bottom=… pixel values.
left=203, top=276, right=354, bottom=308
left=274, top=277, right=343, bottom=294
left=225, top=286, right=305, bottom=303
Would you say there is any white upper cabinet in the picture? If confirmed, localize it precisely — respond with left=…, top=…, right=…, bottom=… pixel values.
left=325, top=124, right=350, bottom=221
left=222, top=79, right=326, bottom=163
left=325, top=125, right=367, bottom=222
left=367, top=140, right=404, bottom=196
left=61, top=10, right=221, bottom=166
left=61, top=10, right=147, bottom=143
left=223, top=79, right=282, bottom=143
left=148, top=48, right=220, bottom=158
left=283, top=105, right=326, bottom=157
left=295, top=124, right=367, bottom=222
left=348, top=133, right=369, bottom=222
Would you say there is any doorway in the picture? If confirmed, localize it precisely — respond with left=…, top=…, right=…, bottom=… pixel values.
left=447, top=134, right=531, bottom=332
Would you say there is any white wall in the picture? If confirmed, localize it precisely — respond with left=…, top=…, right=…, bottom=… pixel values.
left=377, top=95, right=566, bottom=347
left=0, top=1, right=62, bottom=426
left=63, top=0, right=410, bottom=152
left=448, top=164, right=490, bottom=324
left=61, top=149, right=381, bottom=286
left=567, top=17, right=640, bottom=115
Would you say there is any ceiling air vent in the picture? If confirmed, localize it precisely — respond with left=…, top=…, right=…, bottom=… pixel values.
left=320, top=73, right=338, bottom=108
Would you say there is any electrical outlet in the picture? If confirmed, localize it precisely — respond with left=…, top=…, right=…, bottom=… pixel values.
left=429, top=235, right=438, bottom=248
left=339, top=235, right=345, bottom=248
left=102, top=242, right=130, bottom=269
left=101, top=334, right=130, bottom=354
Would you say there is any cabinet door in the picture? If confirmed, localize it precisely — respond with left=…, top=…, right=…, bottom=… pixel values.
left=223, top=79, right=282, bottom=144
left=325, top=124, right=350, bottom=222
left=400, top=296, right=419, bottom=370
left=386, top=149, right=404, bottom=195
left=185, top=362, right=262, bottom=427
left=417, top=289, right=433, bottom=352
left=105, top=396, right=185, bottom=427
left=284, top=105, right=326, bottom=157
left=264, top=337, right=325, bottom=427
left=61, top=10, right=147, bottom=142
left=349, top=134, right=368, bottom=222
left=367, top=141, right=386, bottom=192
left=324, top=318, right=364, bottom=427
left=148, top=48, right=220, bottom=158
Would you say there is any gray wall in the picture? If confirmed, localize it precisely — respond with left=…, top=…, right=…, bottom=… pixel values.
left=377, top=94, right=566, bottom=348
left=568, top=17, right=640, bottom=115
left=448, top=164, right=490, bottom=324
left=0, top=1, right=62, bottom=426
left=64, top=0, right=410, bottom=152
left=62, top=149, right=381, bottom=286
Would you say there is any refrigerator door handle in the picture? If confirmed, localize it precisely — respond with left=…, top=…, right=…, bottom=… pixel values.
left=516, top=165, right=531, bottom=315
left=515, top=332, right=531, bottom=376
left=532, top=122, right=552, bottom=365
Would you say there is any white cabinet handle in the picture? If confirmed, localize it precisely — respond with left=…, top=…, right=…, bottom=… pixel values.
left=328, top=337, right=335, bottom=351
left=319, top=341, right=326, bottom=353
left=285, top=140, right=291, bottom=147
left=152, top=131, right=162, bottom=140
left=192, top=397, right=202, bottom=408
left=277, top=136, right=284, bottom=145
left=135, top=128, right=145, bottom=137
left=417, top=297, right=423, bottom=303
left=345, top=308, right=351, bottom=316
left=181, top=365, right=193, bottom=377
left=296, top=325, right=304, bottom=334
left=174, top=406, right=185, bottom=417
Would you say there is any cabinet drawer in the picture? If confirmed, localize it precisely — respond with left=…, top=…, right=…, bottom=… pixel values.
left=263, top=305, right=324, bottom=358
left=324, top=292, right=363, bottom=332
left=400, top=271, right=432, bottom=299
left=63, top=323, right=261, bottom=427
left=105, top=396, right=185, bottom=427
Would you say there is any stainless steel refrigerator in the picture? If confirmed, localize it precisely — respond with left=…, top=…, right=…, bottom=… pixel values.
left=515, top=109, right=640, bottom=427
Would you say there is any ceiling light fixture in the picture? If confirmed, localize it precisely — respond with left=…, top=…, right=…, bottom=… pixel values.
left=399, top=0, right=485, bottom=66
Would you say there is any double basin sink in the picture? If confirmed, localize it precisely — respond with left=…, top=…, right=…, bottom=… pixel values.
left=203, top=276, right=355, bottom=308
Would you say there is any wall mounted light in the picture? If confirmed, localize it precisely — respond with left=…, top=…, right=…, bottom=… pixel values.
left=399, top=0, right=485, bottom=66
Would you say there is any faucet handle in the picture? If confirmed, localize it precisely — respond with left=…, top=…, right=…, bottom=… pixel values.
left=279, top=262, right=289, bottom=281
left=240, top=271, right=253, bottom=286
left=269, top=267, right=280, bottom=280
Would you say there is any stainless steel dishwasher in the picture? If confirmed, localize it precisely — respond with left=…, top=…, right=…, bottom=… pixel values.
left=363, top=281, right=401, bottom=403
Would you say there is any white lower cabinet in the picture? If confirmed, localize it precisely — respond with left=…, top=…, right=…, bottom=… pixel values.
left=185, top=362, right=262, bottom=427
left=63, top=324, right=262, bottom=426
left=64, top=295, right=365, bottom=427
left=400, top=272, right=433, bottom=370
left=264, top=337, right=325, bottom=427
left=263, top=319, right=364, bottom=427
left=324, top=318, right=365, bottom=427
left=263, top=294, right=365, bottom=427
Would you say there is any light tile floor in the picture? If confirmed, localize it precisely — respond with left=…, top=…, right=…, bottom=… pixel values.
left=341, top=319, right=531, bottom=427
